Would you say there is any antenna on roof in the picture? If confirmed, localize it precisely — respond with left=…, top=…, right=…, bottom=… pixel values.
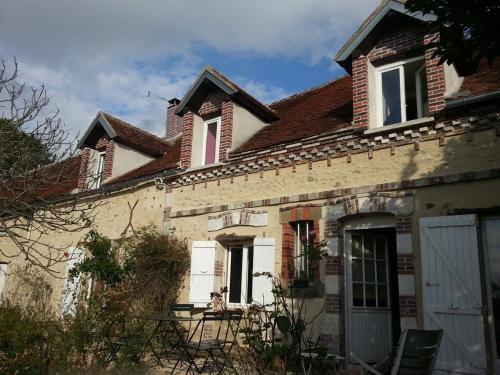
left=147, top=91, right=168, bottom=102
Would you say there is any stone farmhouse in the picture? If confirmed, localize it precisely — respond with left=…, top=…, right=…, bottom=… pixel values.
left=1, top=0, right=500, bottom=373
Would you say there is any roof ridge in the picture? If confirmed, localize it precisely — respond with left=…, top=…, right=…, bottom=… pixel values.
left=100, top=111, right=168, bottom=144
left=269, top=74, right=350, bottom=107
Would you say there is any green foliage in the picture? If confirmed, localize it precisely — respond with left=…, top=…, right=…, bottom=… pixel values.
left=0, top=118, right=54, bottom=180
left=69, top=230, right=129, bottom=286
left=405, top=0, right=500, bottom=75
left=0, top=225, right=190, bottom=373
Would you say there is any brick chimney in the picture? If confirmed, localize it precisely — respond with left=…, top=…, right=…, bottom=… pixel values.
left=165, top=98, right=182, bottom=139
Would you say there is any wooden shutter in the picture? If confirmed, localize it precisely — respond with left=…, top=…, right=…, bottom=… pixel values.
left=252, top=237, right=276, bottom=306
left=60, top=248, right=84, bottom=316
left=189, top=241, right=216, bottom=307
left=0, top=263, right=7, bottom=301
left=419, top=215, right=487, bottom=374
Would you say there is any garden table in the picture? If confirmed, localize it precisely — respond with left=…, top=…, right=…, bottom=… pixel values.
left=300, top=352, right=345, bottom=375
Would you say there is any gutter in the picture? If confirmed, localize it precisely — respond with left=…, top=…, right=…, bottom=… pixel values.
left=446, top=90, right=500, bottom=109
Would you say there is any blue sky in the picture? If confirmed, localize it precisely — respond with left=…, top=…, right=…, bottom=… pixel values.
left=0, top=0, right=378, bottom=137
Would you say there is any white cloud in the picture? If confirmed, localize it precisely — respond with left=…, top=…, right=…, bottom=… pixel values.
left=0, top=0, right=379, bottom=136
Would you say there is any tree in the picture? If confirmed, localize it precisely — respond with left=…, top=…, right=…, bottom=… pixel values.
left=0, top=57, right=98, bottom=275
left=405, top=0, right=500, bottom=75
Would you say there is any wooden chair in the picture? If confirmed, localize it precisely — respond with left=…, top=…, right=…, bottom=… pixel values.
left=350, top=329, right=443, bottom=375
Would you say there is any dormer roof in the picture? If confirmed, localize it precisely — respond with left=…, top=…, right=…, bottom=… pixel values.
left=176, top=66, right=279, bottom=122
left=335, top=0, right=435, bottom=71
left=78, top=112, right=170, bottom=157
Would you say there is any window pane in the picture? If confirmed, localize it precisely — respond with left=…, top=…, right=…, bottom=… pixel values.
left=352, top=259, right=363, bottom=282
left=204, top=122, right=218, bottom=165
left=352, top=235, right=362, bottom=258
left=381, top=69, right=402, bottom=125
left=378, top=285, right=388, bottom=307
left=365, top=285, right=376, bottom=307
left=229, top=248, right=243, bottom=303
left=353, top=283, right=364, bottom=307
left=247, top=246, right=254, bottom=303
left=363, top=237, right=375, bottom=259
left=376, top=238, right=386, bottom=260
left=365, top=260, right=375, bottom=282
left=377, top=261, right=387, bottom=283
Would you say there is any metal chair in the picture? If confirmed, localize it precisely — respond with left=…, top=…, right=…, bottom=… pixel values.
left=160, top=304, right=195, bottom=362
left=350, top=329, right=443, bottom=375
left=171, top=309, right=243, bottom=374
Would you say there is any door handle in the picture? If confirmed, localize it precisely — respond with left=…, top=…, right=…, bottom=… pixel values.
left=426, top=282, right=440, bottom=287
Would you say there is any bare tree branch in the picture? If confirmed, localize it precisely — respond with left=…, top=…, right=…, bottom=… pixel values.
left=0, top=57, right=101, bottom=277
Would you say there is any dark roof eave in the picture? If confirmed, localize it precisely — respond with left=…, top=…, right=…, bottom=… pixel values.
left=446, top=90, right=500, bottom=110
left=77, top=112, right=117, bottom=149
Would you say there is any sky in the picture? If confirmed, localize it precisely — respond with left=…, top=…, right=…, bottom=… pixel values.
left=0, top=0, right=379, bottom=138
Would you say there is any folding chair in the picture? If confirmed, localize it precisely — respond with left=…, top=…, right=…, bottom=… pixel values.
left=160, top=304, right=195, bottom=362
left=171, top=309, right=243, bottom=374
left=351, top=329, right=443, bottom=375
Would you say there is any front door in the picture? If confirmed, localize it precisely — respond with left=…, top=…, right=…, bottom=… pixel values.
left=347, top=230, right=393, bottom=362
left=420, top=215, right=487, bottom=374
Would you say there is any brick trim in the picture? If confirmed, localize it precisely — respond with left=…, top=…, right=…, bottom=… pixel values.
left=77, top=148, right=90, bottom=192
left=325, top=294, right=343, bottom=313
left=396, top=215, right=412, bottom=233
left=219, top=100, right=233, bottom=162
left=102, top=140, right=115, bottom=179
left=397, top=254, right=415, bottom=274
left=325, top=256, right=342, bottom=276
left=399, top=295, right=417, bottom=317
left=180, top=112, right=194, bottom=168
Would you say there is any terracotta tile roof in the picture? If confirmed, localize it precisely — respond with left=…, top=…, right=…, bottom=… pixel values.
left=101, top=112, right=170, bottom=157
left=231, top=76, right=353, bottom=154
left=0, top=155, right=81, bottom=202
left=452, top=59, right=500, bottom=99
left=104, top=138, right=181, bottom=186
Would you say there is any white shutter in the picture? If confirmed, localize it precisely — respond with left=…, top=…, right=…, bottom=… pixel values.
left=189, top=241, right=216, bottom=307
left=252, top=237, right=276, bottom=306
left=60, top=248, right=84, bottom=316
left=0, top=263, right=8, bottom=302
left=419, top=215, right=487, bottom=374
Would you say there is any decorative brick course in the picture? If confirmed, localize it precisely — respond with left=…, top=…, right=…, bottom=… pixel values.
left=397, top=254, right=415, bottom=274
left=399, top=295, right=417, bottom=317
left=325, top=294, right=343, bottom=313
left=367, top=24, right=425, bottom=62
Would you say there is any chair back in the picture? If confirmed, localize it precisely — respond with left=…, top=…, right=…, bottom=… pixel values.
left=169, top=303, right=194, bottom=318
left=392, top=329, right=443, bottom=375
left=201, top=310, right=243, bottom=345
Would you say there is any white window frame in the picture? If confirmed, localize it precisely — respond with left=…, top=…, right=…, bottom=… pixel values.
left=95, top=151, right=106, bottom=188
left=415, top=64, right=427, bottom=118
left=201, top=117, right=221, bottom=166
left=226, top=244, right=253, bottom=307
left=375, top=56, right=425, bottom=128
left=293, top=221, right=314, bottom=281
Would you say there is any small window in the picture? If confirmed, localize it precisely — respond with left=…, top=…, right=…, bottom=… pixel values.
left=377, top=57, right=428, bottom=127
left=292, top=221, right=315, bottom=282
left=95, top=152, right=106, bottom=188
left=202, top=117, right=221, bottom=165
left=227, top=245, right=254, bottom=305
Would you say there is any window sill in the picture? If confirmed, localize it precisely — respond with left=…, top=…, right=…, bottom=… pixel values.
left=285, top=281, right=325, bottom=298
left=186, top=162, right=224, bottom=173
left=364, top=116, right=435, bottom=136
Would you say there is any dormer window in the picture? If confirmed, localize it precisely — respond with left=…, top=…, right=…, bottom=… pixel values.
left=376, top=57, right=428, bottom=126
left=95, top=151, right=106, bottom=188
left=202, top=117, right=221, bottom=165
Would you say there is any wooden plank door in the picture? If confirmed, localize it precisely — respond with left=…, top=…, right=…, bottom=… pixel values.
left=420, top=215, right=487, bottom=374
